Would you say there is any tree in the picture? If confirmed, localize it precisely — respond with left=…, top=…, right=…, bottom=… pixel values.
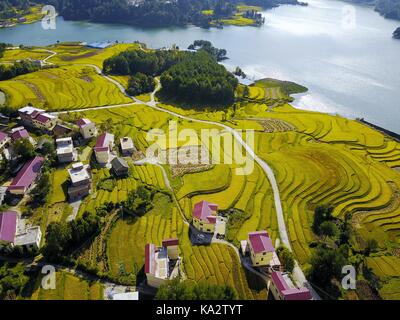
left=31, top=171, right=51, bottom=205
left=126, top=72, right=155, bottom=96
left=312, top=204, right=334, bottom=235
left=365, top=239, right=378, bottom=256
left=319, top=221, right=339, bottom=240
left=13, top=138, right=35, bottom=160
left=42, top=221, right=72, bottom=260
left=0, top=263, right=29, bottom=300
left=276, top=245, right=295, bottom=273
left=308, top=246, right=347, bottom=298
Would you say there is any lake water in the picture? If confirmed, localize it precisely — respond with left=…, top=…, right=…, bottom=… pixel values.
left=1, top=0, right=399, bottom=132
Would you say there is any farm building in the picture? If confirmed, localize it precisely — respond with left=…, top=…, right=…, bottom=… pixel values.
left=120, top=137, right=135, bottom=156
left=192, top=200, right=218, bottom=233
left=56, top=137, right=76, bottom=163
left=145, top=238, right=180, bottom=288
left=248, top=231, right=275, bottom=267
left=111, top=157, right=129, bottom=177
left=52, top=123, right=72, bottom=137
left=0, top=211, right=42, bottom=250
left=10, top=127, right=36, bottom=146
left=14, top=226, right=42, bottom=250
left=270, top=271, right=312, bottom=300
left=67, top=162, right=92, bottom=201
left=77, top=118, right=98, bottom=139
left=18, top=106, right=58, bottom=130
left=0, top=211, right=17, bottom=249
left=7, top=156, right=44, bottom=195
left=94, top=132, right=114, bottom=164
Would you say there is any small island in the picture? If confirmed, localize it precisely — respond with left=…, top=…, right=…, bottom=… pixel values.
left=393, top=27, right=400, bottom=39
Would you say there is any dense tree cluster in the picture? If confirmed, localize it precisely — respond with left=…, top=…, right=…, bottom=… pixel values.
left=123, top=185, right=155, bottom=216
left=375, top=0, right=400, bottom=20
left=0, top=0, right=30, bottom=20
left=0, top=60, right=40, bottom=81
left=155, top=277, right=237, bottom=300
left=160, top=51, right=238, bottom=105
left=0, top=263, right=29, bottom=300
left=42, top=204, right=112, bottom=261
left=103, top=49, right=187, bottom=76
left=38, top=0, right=301, bottom=28
left=126, top=72, right=155, bottom=96
left=276, top=245, right=295, bottom=273
left=187, top=40, right=227, bottom=61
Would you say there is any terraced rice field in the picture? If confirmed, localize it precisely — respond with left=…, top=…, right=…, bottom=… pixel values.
left=29, top=271, right=103, bottom=300
left=47, top=43, right=141, bottom=68
left=231, top=102, right=400, bottom=265
left=0, top=65, right=131, bottom=110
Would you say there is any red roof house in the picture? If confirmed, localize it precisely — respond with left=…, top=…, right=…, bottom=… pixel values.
left=7, top=156, right=44, bottom=195
left=271, top=271, right=312, bottom=300
left=76, top=118, right=92, bottom=128
left=192, top=200, right=218, bottom=224
left=248, top=231, right=274, bottom=254
left=162, top=238, right=179, bottom=247
left=0, top=211, right=17, bottom=244
left=11, top=128, right=30, bottom=141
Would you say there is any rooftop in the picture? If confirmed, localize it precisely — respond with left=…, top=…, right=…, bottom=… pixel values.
left=162, top=238, right=179, bottom=247
left=68, top=162, right=91, bottom=184
left=76, top=118, right=93, bottom=128
left=112, top=292, right=139, bottom=300
left=271, top=271, right=312, bottom=300
left=35, top=113, right=56, bottom=124
left=94, top=132, right=114, bottom=152
left=14, top=226, right=41, bottom=246
left=248, top=231, right=274, bottom=254
left=111, top=157, right=129, bottom=170
left=18, top=106, right=45, bottom=116
left=192, top=200, right=218, bottom=223
left=120, top=137, right=134, bottom=150
left=7, top=156, right=44, bottom=191
left=56, top=137, right=73, bottom=155
left=11, top=128, right=30, bottom=141
left=0, top=211, right=17, bottom=243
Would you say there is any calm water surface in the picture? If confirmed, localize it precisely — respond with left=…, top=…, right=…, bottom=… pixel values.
left=0, top=0, right=399, bottom=132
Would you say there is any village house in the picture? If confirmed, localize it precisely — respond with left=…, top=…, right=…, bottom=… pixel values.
left=10, top=126, right=36, bottom=146
left=18, top=106, right=58, bottom=130
left=7, top=156, right=44, bottom=196
left=0, top=211, right=42, bottom=250
left=56, top=137, right=76, bottom=163
left=52, top=123, right=72, bottom=137
left=145, top=238, right=180, bottom=288
left=94, top=132, right=114, bottom=164
left=247, top=231, right=275, bottom=267
left=192, top=200, right=218, bottom=233
left=0, top=211, right=17, bottom=249
left=67, top=162, right=92, bottom=201
left=77, top=118, right=98, bottom=139
left=111, top=157, right=129, bottom=177
left=120, top=137, right=135, bottom=156
left=270, top=271, right=312, bottom=300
